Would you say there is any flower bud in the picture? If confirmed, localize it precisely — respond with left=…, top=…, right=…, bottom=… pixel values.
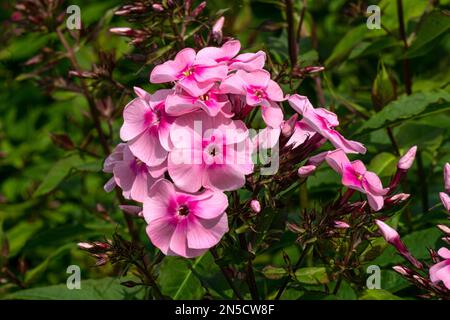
left=333, top=221, right=350, bottom=229
left=191, top=1, right=206, bottom=18
left=281, top=114, right=298, bottom=137
left=444, top=163, right=450, bottom=194
left=392, top=265, right=410, bottom=277
left=442, top=237, right=450, bottom=245
left=397, top=146, right=417, bottom=170
left=298, top=165, right=316, bottom=178
left=212, top=16, right=224, bottom=42
left=250, top=200, right=261, bottom=214
left=152, top=4, right=164, bottom=12
left=78, top=242, right=94, bottom=250
left=437, top=224, right=450, bottom=236
left=302, top=66, right=325, bottom=74
left=440, top=192, right=450, bottom=212
left=385, top=193, right=410, bottom=206
left=375, top=219, right=423, bottom=269
left=109, top=27, right=134, bottom=36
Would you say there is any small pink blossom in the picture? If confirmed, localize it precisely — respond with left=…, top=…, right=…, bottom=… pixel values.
left=298, top=165, right=316, bottom=178
left=103, top=144, right=166, bottom=202
left=143, top=179, right=229, bottom=258
left=397, top=146, right=417, bottom=170
left=286, top=121, right=318, bottom=149
left=120, top=87, right=174, bottom=166
left=168, top=111, right=253, bottom=192
left=165, top=85, right=232, bottom=117
left=333, top=221, right=350, bottom=229
left=250, top=199, right=261, bottom=213
left=429, top=247, right=450, bottom=289
left=150, top=48, right=228, bottom=96
left=440, top=192, right=450, bottom=212
left=197, top=40, right=266, bottom=72
left=220, top=69, right=284, bottom=128
left=288, top=94, right=366, bottom=154
left=326, top=150, right=388, bottom=211
left=212, top=16, right=225, bottom=42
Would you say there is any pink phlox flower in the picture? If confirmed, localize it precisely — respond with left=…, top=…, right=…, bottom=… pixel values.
left=150, top=48, right=228, bottom=96
left=143, top=179, right=229, bottom=258
left=288, top=94, right=366, bottom=154
left=220, top=69, right=284, bottom=128
left=103, top=143, right=166, bottom=202
left=168, top=111, right=254, bottom=192
left=326, top=149, right=388, bottom=211
left=120, top=87, right=174, bottom=166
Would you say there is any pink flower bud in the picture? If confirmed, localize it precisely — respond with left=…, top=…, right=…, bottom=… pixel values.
left=250, top=200, right=261, bottom=214
left=444, top=163, right=450, bottom=194
left=437, top=224, right=450, bottom=236
left=375, top=219, right=399, bottom=243
left=281, top=114, right=298, bottom=137
left=78, top=242, right=94, bottom=250
left=152, top=4, right=164, bottom=12
left=302, top=66, right=325, bottom=74
left=375, top=219, right=423, bottom=269
left=191, top=1, right=206, bottom=18
left=298, top=165, right=316, bottom=178
left=392, top=265, right=410, bottom=276
left=385, top=193, right=410, bottom=205
left=212, top=16, right=224, bottom=35
left=442, top=237, right=450, bottom=245
left=333, top=221, right=350, bottom=229
left=109, top=27, right=133, bottom=36
left=397, top=146, right=417, bottom=170
left=439, top=192, right=450, bottom=212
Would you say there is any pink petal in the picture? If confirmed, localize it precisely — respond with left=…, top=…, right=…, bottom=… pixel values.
left=204, top=164, right=246, bottom=191
left=288, top=94, right=314, bottom=115
left=120, top=98, right=149, bottom=141
left=238, top=69, right=270, bottom=88
left=178, top=76, right=215, bottom=97
left=103, top=177, right=116, bottom=192
left=265, top=80, right=284, bottom=102
left=146, top=218, right=176, bottom=255
left=219, top=73, right=246, bottom=95
left=187, top=213, right=228, bottom=249
left=133, top=86, right=151, bottom=101
left=261, top=101, right=284, bottom=128
left=231, top=51, right=266, bottom=71
left=130, top=171, right=152, bottom=202
left=143, top=179, right=175, bottom=223
left=174, top=48, right=196, bottom=70
left=192, top=190, right=228, bottom=219
left=366, top=193, right=384, bottom=211
left=129, top=128, right=167, bottom=166
left=325, top=149, right=350, bottom=175
left=113, top=162, right=135, bottom=197
left=440, top=192, right=450, bottom=212
left=168, top=152, right=204, bottom=192
left=326, top=131, right=367, bottom=154
left=194, top=64, right=229, bottom=83
left=158, top=118, right=174, bottom=151
left=363, top=171, right=388, bottom=196
left=220, top=40, right=241, bottom=59
left=165, top=93, right=199, bottom=116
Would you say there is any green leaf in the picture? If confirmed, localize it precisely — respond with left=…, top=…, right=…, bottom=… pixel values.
left=325, top=25, right=368, bottom=67
left=406, top=10, right=450, bottom=58
left=295, top=267, right=329, bottom=285
left=7, top=220, right=44, bottom=256
left=25, top=243, right=74, bottom=284
left=33, top=154, right=99, bottom=197
left=262, top=266, right=286, bottom=280
left=368, top=152, right=397, bottom=177
left=359, top=289, right=402, bottom=300
left=5, top=277, right=144, bottom=300
left=355, top=90, right=450, bottom=135
left=157, top=256, right=205, bottom=300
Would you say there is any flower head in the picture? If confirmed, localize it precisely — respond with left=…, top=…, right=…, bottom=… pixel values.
left=143, top=179, right=229, bottom=258
left=288, top=94, right=366, bottom=154
left=326, top=150, right=388, bottom=211
left=220, top=69, right=284, bottom=128
left=120, top=87, right=174, bottom=166
left=168, top=111, right=253, bottom=192
left=103, top=144, right=166, bottom=202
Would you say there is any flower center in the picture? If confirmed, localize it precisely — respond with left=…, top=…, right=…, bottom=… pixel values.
left=182, top=67, right=194, bottom=77
left=144, top=110, right=160, bottom=127
left=200, top=94, right=209, bottom=101
left=177, top=205, right=189, bottom=216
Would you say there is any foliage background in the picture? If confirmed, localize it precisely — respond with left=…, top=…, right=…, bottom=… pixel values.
left=0, top=0, right=449, bottom=299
